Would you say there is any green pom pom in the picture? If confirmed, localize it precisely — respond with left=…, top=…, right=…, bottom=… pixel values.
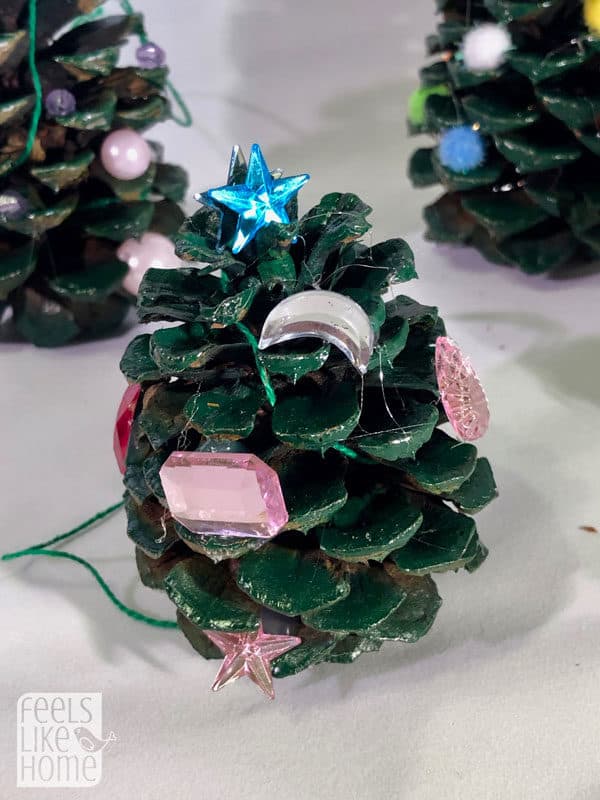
left=408, top=84, right=451, bottom=126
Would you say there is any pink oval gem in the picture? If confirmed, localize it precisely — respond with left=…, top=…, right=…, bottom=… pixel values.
left=113, top=383, right=142, bottom=474
left=435, top=336, right=490, bottom=441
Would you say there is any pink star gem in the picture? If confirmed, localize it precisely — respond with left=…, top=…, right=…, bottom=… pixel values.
left=203, top=624, right=301, bottom=699
left=435, top=336, right=490, bottom=441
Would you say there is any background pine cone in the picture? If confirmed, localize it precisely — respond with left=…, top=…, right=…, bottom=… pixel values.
left=409, top=0, right=600, bottom=274
left=0, top=0, right=187, bottom=345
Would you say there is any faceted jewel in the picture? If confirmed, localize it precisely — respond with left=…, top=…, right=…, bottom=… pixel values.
left=198, top=144, right=309, bottom=254
left=435, top=336, right=490, bottom=441
left=159, top=452, right=289, bottom=538
left=113, top=383, right=142, bottom=474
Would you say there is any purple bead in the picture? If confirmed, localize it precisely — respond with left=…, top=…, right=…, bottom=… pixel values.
left=135, top=41, right=166, bottom=69
left=45, top=88, right=76, bottom=118
left=0, top=190, right=29, bottom=220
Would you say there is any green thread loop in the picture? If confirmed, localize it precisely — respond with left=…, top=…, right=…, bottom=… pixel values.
left=66, top=5, right=105, bottom=31
left=8, top=549, right=178, bottom=629
left=119, top=0, right=193, bottom=128
left=1, top=500, right=178, bottom=630
left=11, top=0, right=43, bottom=172
left=119, top=0, right=146, bottom=38
left=235, top=321, right=277, bottom=407
left=78, top=197, right=123, bottom=212
left=218, top=270, right=230, bottom=292
left=331, top=442, right=359, bottom=459
left=165, top=80, right=193, bottom=128
left=3, top=500, right=125, bottom=555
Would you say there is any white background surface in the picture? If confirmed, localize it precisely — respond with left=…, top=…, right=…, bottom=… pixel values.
left=2, top=2, right=600, bottom=798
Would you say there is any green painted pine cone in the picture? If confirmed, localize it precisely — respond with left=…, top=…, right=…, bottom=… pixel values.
left=409, top=0, right=600, bottom=274
left=0, top=0, right=187, bottom=345
left=120, top=149, right=497, bottom=680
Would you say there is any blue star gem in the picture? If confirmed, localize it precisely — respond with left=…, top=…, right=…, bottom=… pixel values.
left=199, top=144, right=310, bottom=254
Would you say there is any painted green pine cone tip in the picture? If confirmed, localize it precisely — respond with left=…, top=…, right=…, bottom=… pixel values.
left=408, top=0, right=600, bottom=274
left=0, top=2, right=187, bottom=345
left=120, top=160, right=498, bottom=680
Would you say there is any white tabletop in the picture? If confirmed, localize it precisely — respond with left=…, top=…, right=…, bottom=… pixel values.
left=2, top=2, right=600, bottom=798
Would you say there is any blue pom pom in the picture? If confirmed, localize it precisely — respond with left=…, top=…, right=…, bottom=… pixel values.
left=439, top=125, right=485, bottom=173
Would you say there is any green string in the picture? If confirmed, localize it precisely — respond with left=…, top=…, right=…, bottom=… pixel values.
left=1, top=500, right=178, bottom=630
left=235, top=321, right=277, bottom=407
left=78, top=196, right=123, bottom=211
left=119, top=0, right=146, bottom=38
left=65, top=5, right=105, bottom=31
left=232, top=326, right=362, bottom=459
left=119, top=0, right=192, bottom=127
left=232, top=322, right=365, bottom=454
left=218, top=270, right=230, bottom=292
left=3, top=500, right=125, bottom=554
left=165, top=82, right=193, bottom=128
left=11, top=0, right=43, bottom=172
left=331, top=442, right=359, bottom=459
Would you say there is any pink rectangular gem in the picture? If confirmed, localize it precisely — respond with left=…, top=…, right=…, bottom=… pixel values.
left=159, top=451, right=288, bottom=539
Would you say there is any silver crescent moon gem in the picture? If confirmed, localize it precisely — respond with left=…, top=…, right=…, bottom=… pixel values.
left=258, top=290, right=375, bottom=374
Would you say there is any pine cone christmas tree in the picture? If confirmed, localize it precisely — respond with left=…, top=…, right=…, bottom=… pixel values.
left=118, top=145, right=497, bottom=696
left=0, top=0, right=187, bottom=346
left=408, top=0, right=600, bottom=274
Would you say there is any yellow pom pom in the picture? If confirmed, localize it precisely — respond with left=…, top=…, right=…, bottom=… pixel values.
left=584, top=0, right=600, bottom=33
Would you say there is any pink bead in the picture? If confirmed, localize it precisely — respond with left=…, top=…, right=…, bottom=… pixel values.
left=113, top=383, right=142, bottom=474
left=435, top=336, right=490, bottom=441
left=159, top=451, right=289, bottom=539
left=100, top=128, right=152, bottom=180
left=117, top=232, right=180, bottom=295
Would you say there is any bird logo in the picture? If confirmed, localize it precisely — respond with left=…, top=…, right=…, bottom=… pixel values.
left=73, top=727, right=117, bottom=753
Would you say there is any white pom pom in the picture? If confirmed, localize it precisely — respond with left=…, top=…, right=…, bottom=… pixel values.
left=462, top=23, right=512, bottom=73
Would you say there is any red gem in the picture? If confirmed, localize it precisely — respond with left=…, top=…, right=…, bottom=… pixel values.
left=113, top=383, right=142, bottom=474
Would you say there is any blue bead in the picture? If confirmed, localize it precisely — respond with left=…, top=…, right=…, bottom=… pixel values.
left=45, top=88, right=76, bottom=118
left=439, top=125, right=485, bottom=173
